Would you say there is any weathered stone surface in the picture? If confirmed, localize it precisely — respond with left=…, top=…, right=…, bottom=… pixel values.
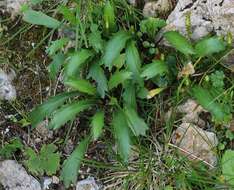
left=143, top=0, right=173, bottom=17
left=164, top=0, right=234, bottom=40
left=221, top=49, right=234, bottom=72
left=76, top=177, right=101, bottom=190
left=172, top=123, right=218, bottom=167
left=0, top=69, right=16, bottom=101
left=0, top=160, right=41, bottom=190
left=177, top=99, right=207, bottom=127
left=0, top=0, right=28, bottom=16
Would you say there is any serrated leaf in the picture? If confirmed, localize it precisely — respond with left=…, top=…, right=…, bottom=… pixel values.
left=65, top=78, right=96, bottom=95
left=46, top=38, right=69, bottom=56
left=123, top=82, right=137, bottom=110
left=88, top=28, right=104, bottom=53
left=191, top=86, right=231, bottom=123
left=195, top=37, right=226, bottom=57
left=30, top=92, right=79, bottom=128
left=164, top=31, right=195, bottom=55
left=25, top=144, right=60, bottom=176
left=112, top=110, right=131, bottom=162
left=222, top=150, right=234, bottom=185
left=40, top=144, right=60, bottom=175
left=91, top=111, right=105, bottom=140
left=88, top=63, right=108, bottom=98
left=126, top=41, right=143, bottom=84
left=48, top=53, right=65, bottom=80
left=65, top=49, right=93, bottom=77
left=124, top=106, right=148, bottom=136
left=25, top=148, right=43, bottom=175
left=48, top=100, right=94, bottom=130
left=103, top=1, right=116, bottom=32
left=103, top=31, right=131, bottom=70
left=61, top=137, right=90, bottom=188
left=141, top=60, right=168, bottom=80
left=23, top=10, right=60, bottom=28
left=108, top=70, right=132, bottom=90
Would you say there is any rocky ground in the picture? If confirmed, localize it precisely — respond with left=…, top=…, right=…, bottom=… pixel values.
left=0, top=0, right=234, bottom=190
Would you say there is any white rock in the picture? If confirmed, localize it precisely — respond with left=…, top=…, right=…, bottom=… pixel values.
left=76, top=177, right=101, bottom=190
left=0, top=160, right=41, bottom=190
left=165, top=0, right=234, bottom=40
left=143, top=0, right=173, bottom=17
left=172, top=123, right=218, bottom=167
left=0, top=69, right=16, bottom=101
left=177, top=99, right=207, bottom=127
left=0, top=0, right=28, bottom=16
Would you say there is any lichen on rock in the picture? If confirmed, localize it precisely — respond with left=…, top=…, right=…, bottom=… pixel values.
left=164, top=0, right=234, bottom=40
left=143, top=0, right=173, bottom=17
left=172, top=123, right=218, bottom=167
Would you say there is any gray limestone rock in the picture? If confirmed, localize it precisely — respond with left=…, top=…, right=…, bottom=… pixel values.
left=0, top=69, right=16, bottom=101
left=0, top=160, right=41, bottom=190
left=164, top=0, right=234, bottom=40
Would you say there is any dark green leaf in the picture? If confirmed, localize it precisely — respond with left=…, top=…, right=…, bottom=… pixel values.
left=126, top=41, right=143, bottom=84
left=88, top=63, right=108, bottom=98
left=48, top=53, right=65, bottom=80
left=46, top=38, right=69, bottom=56
left=61, top=137, right=90, bottom=188
left=124, top=106, right=148, bottom=136
left=65, top=78, right=96, bottom=95
left=112, top=110, right=131, bottom=162
left=91, top=111, right=105, bottom=140
left=123, top=82, right=137, bottom=110
left=164, top=31, right=195, bottom=55
left=195, top=37, right=226, bottom=57
left=103, top=31, right=131, bottom=70
left=108, top=70, right=132, bottom=90
left=30, top=92, right=78, bottom=128
left=23, top=10, right=60, bottom=28
left=65, top=49, right=93, bottom=77
left=48, top=100, right=94, bottom=129
left=141, top=60, right=168, bottom=80
left=88, top=26, right=104, bottom=52
left=191, top=86, right=231, bottom=123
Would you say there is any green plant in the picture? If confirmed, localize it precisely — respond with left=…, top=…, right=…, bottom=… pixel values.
left=0, top=138, right=23, bottom=158
left=24, top=144, right=60, bottom=176
left=222, top=150, right=234, bottom=186
left=23, top=0, right=167, bottom=187
left=164, top=31, right=232, bottom=124
left=18, top=0, right=234, bottom=189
